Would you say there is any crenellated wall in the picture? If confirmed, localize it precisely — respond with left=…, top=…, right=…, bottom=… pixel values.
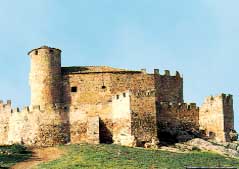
left=0, top=101, right=69, bottom=147
left=154, top=70, right=183, bottom=103
left=158, top=102, right=199, bottom=130
left=61, top=67, right=183, bottom=107
left=0, top=46, right=235, bottom=147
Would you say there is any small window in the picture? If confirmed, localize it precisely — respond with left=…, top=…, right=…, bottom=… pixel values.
left=123, top=93, right=126, bottom=97
left=71, top=86, right=77, bottom=93
left=116, top=95, right=119, bottom=99
left=49, top=49, right=54, bottom=53
left=35, top=50, right=38, bottom=55
left=102, top=85, right=106, bottom=89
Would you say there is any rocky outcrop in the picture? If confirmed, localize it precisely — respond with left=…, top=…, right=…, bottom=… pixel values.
left=176, top=138, right=239, bottom=158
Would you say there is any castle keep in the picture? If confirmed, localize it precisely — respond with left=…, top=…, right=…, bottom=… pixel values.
left=0, top=46, right=236, bottom=147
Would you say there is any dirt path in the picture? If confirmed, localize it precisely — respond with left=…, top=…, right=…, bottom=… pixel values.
left=11, top=147, right=63, bottom=169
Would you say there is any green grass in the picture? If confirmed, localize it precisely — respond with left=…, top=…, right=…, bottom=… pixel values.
left=0, top=144, right=31, bottom=168
left=36, top=144, right=239, bottom=169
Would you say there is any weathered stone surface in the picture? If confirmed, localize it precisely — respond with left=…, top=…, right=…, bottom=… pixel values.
left=199, top=94, right=234, bottom=142
left=185, top=138, right=239, bottom=158
left=0, top=46, right=236, bottom=147
left=29, top=46, right=62, bottom=108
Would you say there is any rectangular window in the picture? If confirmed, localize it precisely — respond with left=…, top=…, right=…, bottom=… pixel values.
left=71, top=86, right=77, bottom=93
left=116, top=95, right=119, bottom=99
left=123, top=93, right=126, bottom=97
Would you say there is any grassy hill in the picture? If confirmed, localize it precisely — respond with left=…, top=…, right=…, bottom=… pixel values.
left=36, top=144, right=239, bottom=169
left=2, top=143, right=239, bottom=169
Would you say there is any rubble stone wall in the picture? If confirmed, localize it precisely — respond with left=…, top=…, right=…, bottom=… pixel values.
left=62, top=69, right=183, bottom=106
left=0, top=101, right=69, bottom=147
left=158, top=102, right=199, bottom=130
left=130, top=90, right=158, bottom=144
left=154, top=70, right=183, bottom=103
left=69, top=104, right=100, bottom=144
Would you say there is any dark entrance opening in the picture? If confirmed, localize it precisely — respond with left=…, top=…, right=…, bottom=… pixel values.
left=158, top=130, right=178, bottom=145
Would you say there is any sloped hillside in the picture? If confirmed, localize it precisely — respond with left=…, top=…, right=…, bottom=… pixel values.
left=36, top=144, right=239, bottom=169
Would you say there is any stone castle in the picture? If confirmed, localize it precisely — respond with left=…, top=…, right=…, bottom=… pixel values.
left=0, top=46, right=236, bottom=147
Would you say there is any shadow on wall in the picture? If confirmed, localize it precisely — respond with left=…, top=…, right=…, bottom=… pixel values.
left=157, top=123, right=204, bottom=146
left=60, top=73, right=72, bottom=144
left=99, top=118, right=113, bottom=144
left=61, top=66, right=90, bottom=74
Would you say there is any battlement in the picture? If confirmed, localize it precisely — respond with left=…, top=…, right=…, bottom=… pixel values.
left=138, top=68, right=182, bottom=77
left=153, top=69, right=181, bottom=78
left=0, top=100, right=11, bottom=109
left=0, top=100, right=67, bottom=117
left=158, top=101, right=200, bottom=130
left=159, top=102, right=199, bottom=111
left=204, top=94, right=233, bottom=104
left=28, top=45, right=61, bottom=55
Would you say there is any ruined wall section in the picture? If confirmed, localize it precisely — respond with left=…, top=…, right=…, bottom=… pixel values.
left=0, top=102, right=69, bottom=146
left=223, top=95, right=234, bottom=141
left=158, top=102, right=199, bottom=130
left=154, top=70, right=183, bottom=103
left=199, top=94, right=234, bottom=142
left=130, top=90, right=158, bottom=145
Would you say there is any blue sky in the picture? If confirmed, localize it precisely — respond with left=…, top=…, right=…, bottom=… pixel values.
left=0, top=0, right=238, bottom=129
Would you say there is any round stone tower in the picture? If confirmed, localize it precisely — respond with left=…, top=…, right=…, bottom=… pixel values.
left=28, top=46, right=62, bottom=107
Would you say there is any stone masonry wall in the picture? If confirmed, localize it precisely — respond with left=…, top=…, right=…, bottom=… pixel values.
left=0, top=102, right=69, bottom=147
left=130, top=90, right=158, bottom=145
left=61, top=69, right=184, bottom=145
left=62, top=69, right=183, bottom=106
left=154, top=70, right=183, bottom=103
left=199, top=94, right=234, bottom=142
left=69, top=104, right=100, bottom=144
left=62, top=71, right=155, bottom=143
left=112, top=91, right=135, bottom=146
left=29, top=46, right=62, bottom=108
left=158, top=102, right=199, bottom=130
left=0, top=101, right=11, bottom=145
left=223, top=95, right=234, bottom=141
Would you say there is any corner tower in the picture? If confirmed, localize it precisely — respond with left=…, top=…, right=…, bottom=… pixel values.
left=28, top=46, right=62, bottom=107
